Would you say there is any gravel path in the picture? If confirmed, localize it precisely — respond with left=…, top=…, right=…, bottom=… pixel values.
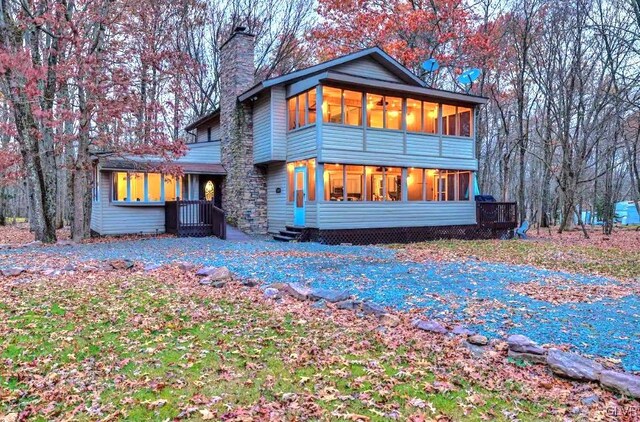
left=2, top=237, right=638, bottom=371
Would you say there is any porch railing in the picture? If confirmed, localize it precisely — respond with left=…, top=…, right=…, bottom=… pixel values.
left=476, top=202, right=518, bottom=230
left=165, top=200, right=226, bottom=239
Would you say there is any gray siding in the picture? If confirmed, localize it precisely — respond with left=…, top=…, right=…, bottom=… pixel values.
left=316, top=201, right=476, bottom=229
left=94, top=171, right=166, bottom=235
left=181, top=142, right=221, bottom=163
left=287, top=126, right=316, bottom=161
left=196, top=121, right=221, bottom=142
left=253, top=92, right=271, bottom=163
left=266, top=163, right=288, bottom=233
left=305, top=203, right=317, bottom=228
left=271, top=87, right=287, bottom=160
left=322, top=125, right=477, bottom=170
left=334, top=57, right=405, bottom=83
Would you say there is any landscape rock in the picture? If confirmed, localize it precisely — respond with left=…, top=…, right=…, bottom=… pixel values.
left=599, top=370, right=640, bottom=398
left=311, top=300, right=327, bottom=309
left=380, top=313, right=401, bottom=327
left=263, top=287, right=281, bottom=299
left=144, top=263, right=162, bottom=272
left=507, top=334, right=546, bottom=355
left=467, top=334, right=489, bottom=346
left=177, top=262, right=197, bottom=272
left=196, top=266, right=232, bottom=281
left=546, top=349, right=603, bottom=381
left=452, top=325, right=475, bottom=336
left=507, top=349, right=548, bottom=365
left=308, top=288, right=351, bottom=303
left=62, top=263, right=76, bottom=272
left=107, top=259, right=135, bottom=270
left=413, top=319, right=447, bottom=334
left=361, top=302, right=386, bottom=317
left=41, top=268, right=61, bottom=277
left=56, top=240, right=76, bottom=246
left=581, top=395, right=599, bottom=406
left=464, top=341, right=487, bottom=358
left=242, top=279, right=259, bottom=287
left=335, top=299, right=360, bottom=310
left=210, top=281, right=227, bottom=288
left=283, top=283, right=311, bottom=300
left=1, top=267, right=25, bottom=277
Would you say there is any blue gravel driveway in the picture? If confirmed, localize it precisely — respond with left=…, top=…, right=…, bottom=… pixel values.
left=2, top=237, right=638, bottom=371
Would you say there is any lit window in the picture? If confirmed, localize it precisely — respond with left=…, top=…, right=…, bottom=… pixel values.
left=345, top=165, right=364, bottom=201
left=459, top=106, right=472, bottom=137
left=423, top=102, right=439, bottom=134
left=204, top=180, right=214, bottom=201
left=147, top=173, right=162, bottom=202
left=442, top=104, right=457, bottom=136
left=447, top=172, right=456, bottom=201
left=165, top=175, right=180, bottom=201
left=458, top=171, right=471, bottom=200
left=367, top=94, right=384, bottom=128
left=288, top=97, right=296, bottom=130
left=406, top=99, right=422, bottom=132
left=322, top=87, right=342, bottom=124
left=386, top=97, right=402, bottom=130
left=308, top=159, right=316, bottom=201
left=386, top=167, right=402, bottom=200
left=366, top=166, right=401, bottom=201
left=297, top=93, right=306, bottom=127
left=407, top=168, right=424, bottom=201
left=287, top=163, right=295, bottom=201
left=113, top=172, right=128, bottom=201
left=344, top=90, right=362, bottom=126
left=425, top=169, right=437, bottom=201
left=129, top=173, right=145, bottom=202
left=324, top=164, right=344, bottom=201
left=308, top=90, right=317, bottom=124
left=287, top=160, right=317, bottom=202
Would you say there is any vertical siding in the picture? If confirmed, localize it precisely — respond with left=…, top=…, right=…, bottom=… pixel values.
left=287, top=126, right=317, bottom=161
left=333, top=57, right=405, bottom=82
left=271, top=87, right=287, bottom=160
left=317, top=201, right=476, bottom=229
left=253, top=92, right=271, bottom=163
left=266, top=163, right=288, bottom=233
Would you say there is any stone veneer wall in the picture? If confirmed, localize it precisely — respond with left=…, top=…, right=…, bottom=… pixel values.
left=219, top=30, right=267, bottom=233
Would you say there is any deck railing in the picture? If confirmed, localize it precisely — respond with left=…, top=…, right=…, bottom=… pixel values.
left=165, top=200, right=226, bottom=239
left=476, top=202, right=518, bottom=230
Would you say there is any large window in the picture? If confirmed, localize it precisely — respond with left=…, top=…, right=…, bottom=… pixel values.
left=287, top=159, right=316, bottom=202
left=405, top=169, right=471, bottom=201
left=112, top=172, right=182, bottom=203
left=321, top=87, right=362, bottom=126
left=366, top=166, right=402, bottom=201
left=324, top=164, right=344, bottom=201
left=322, top=87, right=343, bottom=124
left=287, top=89, right=316, bottom=130
left=366, top=94, right=403, bottom=130
left=442, top=105, right=473, bottom=137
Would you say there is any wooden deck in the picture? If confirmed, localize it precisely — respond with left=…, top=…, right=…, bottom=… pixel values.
left=165, top=200, right=226, bottom=239
left=476, top=202, right=518, bottom=230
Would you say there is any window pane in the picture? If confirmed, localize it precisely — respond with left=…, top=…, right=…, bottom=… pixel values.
left=459, top=107, right=472, bottom=137
left=297, top=93, right=306, bottom=127
left=147, top=173, right=162, bottom=201
left=425, top=169, right=437, bottom=200
left=442, top=104, right=457, bottom=136
left=164, top=175, right=178, bottom=201
left=458, top=171, right=470, bottom=200
left=447, top=172, right=456, bottom=201
left=407, top=168, right=424, bottom=201
left=129, top=173, right=145, bottom=202
left=287, top=163, right=294, bottom=202
left=307, top=159, right=316, bottom=201
left=367, top=94, right=384, bottom=128
left=308, top=90, right=317, bottom=124
left=113, top=172, right=128, bottom=201
left=386, top=167, right=402, bottom=201
left=366, top=166, right=384, bottom=201
left=324, top=164, right=344, bottom=201
left=386, top=97, right=402, bottom=130
left=322, top=87, right=342, bottom=124
left=423, top=102, right=439, bottom=134
left=435, top=171, right=446, bottom=201
left=288, top=97, right=296, bottom=130
left=345, top=165, right=364, bottom=201
left=344, top=90, right=362, bottom=126
left=406, top=99, right=422, bottom=132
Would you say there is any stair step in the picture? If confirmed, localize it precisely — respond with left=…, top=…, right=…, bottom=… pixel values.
left=273, top=235, right=295, bottom=242
left=285, top=225, right=304, bottom=233
left=279, top=230, right=300, bottom=238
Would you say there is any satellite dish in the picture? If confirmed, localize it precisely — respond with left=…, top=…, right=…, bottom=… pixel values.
left=457, top=68, right=481, bottom=85
left=421, top=58, right=439, bottom=73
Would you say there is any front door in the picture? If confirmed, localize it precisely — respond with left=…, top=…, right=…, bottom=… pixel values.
left=293, top=167, right=306, bottom=227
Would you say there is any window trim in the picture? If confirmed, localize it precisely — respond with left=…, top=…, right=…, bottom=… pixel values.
left=111, top=171, right=182, bottom=204
left=287, top=88, right=318, bottom=131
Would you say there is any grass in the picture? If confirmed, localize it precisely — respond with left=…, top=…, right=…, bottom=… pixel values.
left=0, top=273, right=563, bottom=421
left=394, top=238, right=640, bottom=280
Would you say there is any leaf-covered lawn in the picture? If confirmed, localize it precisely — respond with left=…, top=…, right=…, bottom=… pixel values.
left=2, top=267, right=628, bottom=421
left=395, top=229, right=640, bottom=280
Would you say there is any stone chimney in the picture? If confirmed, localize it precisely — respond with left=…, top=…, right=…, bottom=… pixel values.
left=219, top=26, right=267, bottom=233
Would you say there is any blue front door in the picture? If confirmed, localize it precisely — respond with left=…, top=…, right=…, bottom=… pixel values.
left=293, top=167, right=306, bottom=227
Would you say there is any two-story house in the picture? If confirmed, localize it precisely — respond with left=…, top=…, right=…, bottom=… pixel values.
left=90, top=27, right=516, bottom=243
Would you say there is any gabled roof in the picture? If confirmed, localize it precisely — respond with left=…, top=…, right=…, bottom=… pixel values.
left=238, top=47, right=426, bottom=102
left=184, top=108, right=220, bottom=132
